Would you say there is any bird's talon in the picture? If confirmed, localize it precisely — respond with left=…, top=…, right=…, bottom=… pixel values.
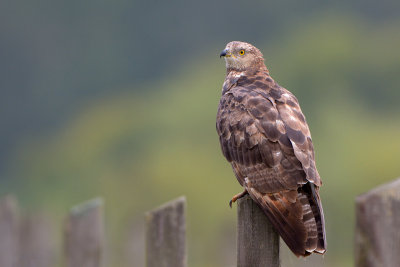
left=228, top=190, right=248, bottom=208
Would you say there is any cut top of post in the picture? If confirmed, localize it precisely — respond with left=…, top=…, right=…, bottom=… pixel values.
left=356, top=178, right=400, bottom=204
left=64, top=198, right=105, bottom=267
left=145, top=196, right=187, bottom=267
left=355, top=177, right=400, bottom=267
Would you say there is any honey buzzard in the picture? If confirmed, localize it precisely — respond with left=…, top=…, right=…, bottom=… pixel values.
left=216, top=41, right=326, bottom=256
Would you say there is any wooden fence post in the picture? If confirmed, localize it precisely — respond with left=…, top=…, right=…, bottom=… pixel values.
left=64, top=198, right=105, bottom=267
left=237, top=195, right=280, bottom=267
left=0, top=195, right=19, bottom=267
left=19, top=213, right=56, bottom=267
left=355, top=177, right=400, bottom=267
left=145, top=196, right=186, bottom=267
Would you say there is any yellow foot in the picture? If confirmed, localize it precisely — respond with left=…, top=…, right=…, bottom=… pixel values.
left=229, top=190, right=248, bottom=208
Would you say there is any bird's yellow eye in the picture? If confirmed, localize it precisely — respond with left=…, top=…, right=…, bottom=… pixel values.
left=239, top=49, right=245, bottom=55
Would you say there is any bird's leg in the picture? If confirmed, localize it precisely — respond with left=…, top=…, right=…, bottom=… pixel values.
left=229, top=189, right=248, bottom=208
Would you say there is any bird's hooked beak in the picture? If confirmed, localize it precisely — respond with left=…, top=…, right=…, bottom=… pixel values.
left=220, top=49, right=230, bottom=58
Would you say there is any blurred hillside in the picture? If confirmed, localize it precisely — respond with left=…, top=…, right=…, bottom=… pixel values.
left=1, top=0, right=400, bottom=171
left=1, top=1, right=400, bottom=266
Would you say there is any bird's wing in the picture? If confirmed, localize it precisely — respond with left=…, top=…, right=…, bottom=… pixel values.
left=216, top=82, right=326, bottom=256
left=217, top=85, right=316, bottom=192
left=273, top=87, right=322, bottom=186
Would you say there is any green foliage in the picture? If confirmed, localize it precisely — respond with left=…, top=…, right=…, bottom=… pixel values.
left=3, top=13, right=400, bottom=267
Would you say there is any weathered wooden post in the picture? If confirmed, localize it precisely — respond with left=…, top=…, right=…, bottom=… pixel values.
left=145, top=196, right=187, bottom=267
left=64, top=198, right=105, bottom=267
left=0, top=195, right=19, bottom=267
left=237, top=195, right=280, bottom=267
left=19, top=213, right=56, bottom=267
left=355, top=177, right=400, bottom=267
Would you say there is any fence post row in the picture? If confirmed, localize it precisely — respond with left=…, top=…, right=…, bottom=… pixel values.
left=2, top=176, right=400, bottom=267
left=355, top=177, right=400, bottom=267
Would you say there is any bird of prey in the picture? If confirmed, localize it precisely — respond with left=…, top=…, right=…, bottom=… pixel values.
left=216, top=41, right=326, bottom=256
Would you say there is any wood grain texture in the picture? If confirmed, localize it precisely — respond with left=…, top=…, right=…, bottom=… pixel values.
left=237, top=195, right=280, bottom=267
left=64, top=198, right=105, bottom=267
left=355, top=177, right=400, bottom=267
left=0, top=195, right=19, bottom=267
left=145, top=196, right=186, bottom=267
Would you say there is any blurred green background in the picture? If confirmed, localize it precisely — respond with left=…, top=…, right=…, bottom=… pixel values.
left=1, top=0, right=400, bottom=266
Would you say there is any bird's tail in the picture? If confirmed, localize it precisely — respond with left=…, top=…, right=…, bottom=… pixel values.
left=247, top=182, right=326, bottom=257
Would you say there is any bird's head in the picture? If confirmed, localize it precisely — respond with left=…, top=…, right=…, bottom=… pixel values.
left=220, top=41, right=265, bottom=72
